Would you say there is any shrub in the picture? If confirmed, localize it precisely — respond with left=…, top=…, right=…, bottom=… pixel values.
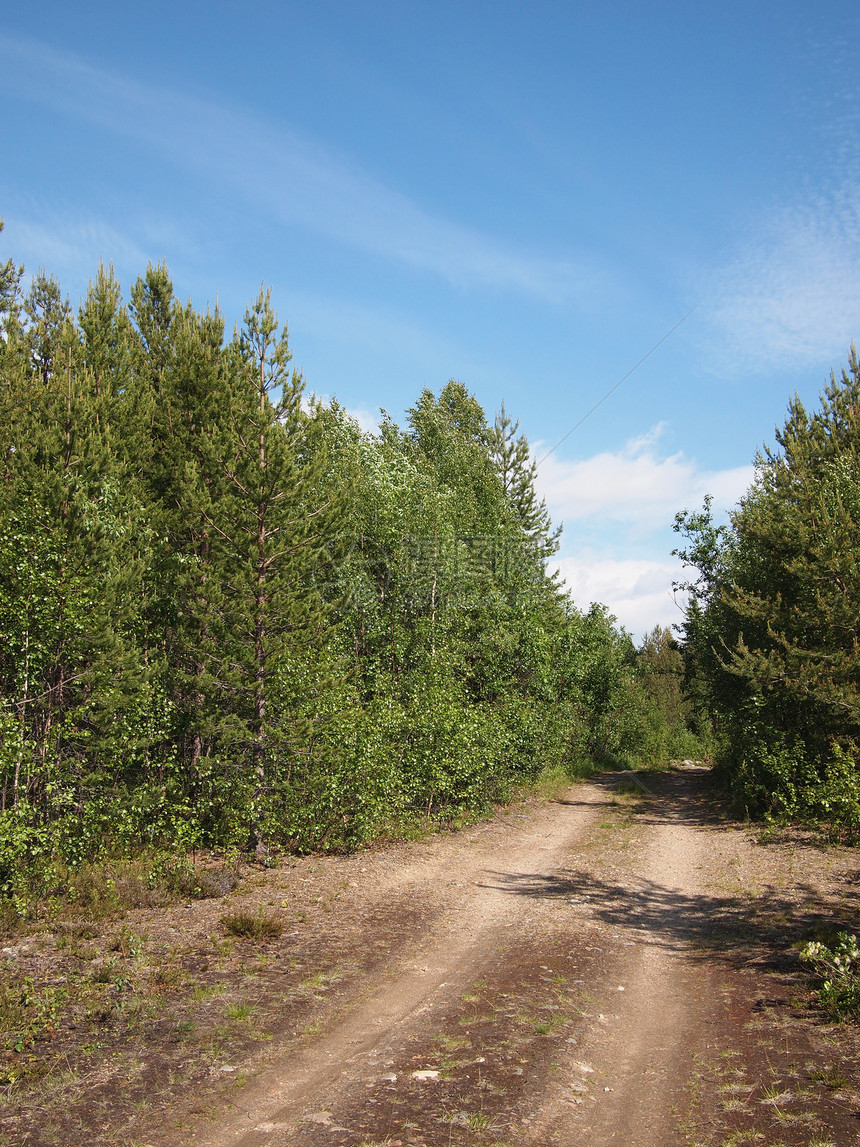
left=800, top=932, right=860, bottom=1021
left=219, top=908, right=283, bottom=939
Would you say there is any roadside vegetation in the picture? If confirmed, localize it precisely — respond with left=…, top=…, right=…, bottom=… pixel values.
left=674, top=346, right=860, bottom=834
left=0, top=223, right=703, bottom=924
left=2, top=223, right=860, bottom=1139
left=674, top=347, right=860, bottom=1026
left=801, top=932, right=860, bottom=1022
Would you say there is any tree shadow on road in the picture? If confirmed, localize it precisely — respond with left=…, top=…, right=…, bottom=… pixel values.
left=480, top=866, right=858, bottom=967
left=552, top=765, right=736, bottom=829
left=484, top=768, right=860, bottom=970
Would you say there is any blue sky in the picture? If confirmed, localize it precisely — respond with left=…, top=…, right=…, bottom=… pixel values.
left=3, top=1, right=860, bottom=637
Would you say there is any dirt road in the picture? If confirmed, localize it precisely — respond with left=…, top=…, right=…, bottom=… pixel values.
left=176, top=767, right=860, bottom=1147
left=5, top=766, right=860, bottom=1146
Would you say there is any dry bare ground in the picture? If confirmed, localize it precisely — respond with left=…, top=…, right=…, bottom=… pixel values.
left=3, top=766, right=860, bottom=1146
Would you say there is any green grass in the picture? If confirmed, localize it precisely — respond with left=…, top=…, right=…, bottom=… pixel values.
left=224, top=1001, right=254, bottom=1022
left=532, top=1012, right=569, bottom=1035
left=808, top=1064, right=849, bottom=1089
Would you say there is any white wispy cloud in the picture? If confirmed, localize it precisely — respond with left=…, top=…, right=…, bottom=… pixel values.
left=345, top=406, right=381, bottom=435
left=9, top=216, right=153, bottom=289
left=538, top=429, right=754, bottom=639
left=305, top=391, right=381, bottom=436
left=700, top=184, right=860, bottom=373
left=282, top=292, right=469, bottom=373
left=549, top=554, right=686, bottom=639
left=535, top=425, right=754, bottom=529
left=0, top=33, right=613, bottom=304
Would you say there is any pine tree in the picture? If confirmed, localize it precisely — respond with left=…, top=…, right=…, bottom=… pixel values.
left=0, top=219, right=24, bottom=351
left=675, top=347, right=860, bottom=818
left=0, top=269, right=156, bottom=820
left=488, top=402, right=560, bottom=558
left=127, top=266, right=216, bottom=785
left=202, top=288, right=346, bottom=847
left=24, top=271, right=72, bottom=384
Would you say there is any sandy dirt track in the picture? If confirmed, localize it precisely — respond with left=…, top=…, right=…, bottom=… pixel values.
left=5, top=766, right=860, bottom=1146
left=170, top=767, right=860, bottom=1147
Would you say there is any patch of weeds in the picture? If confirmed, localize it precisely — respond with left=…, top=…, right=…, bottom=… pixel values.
left=75, top=924, right=100, bottom=939
left=60, top=860, right=151, bottom=917
left=224, top=1001, right=254, bottom=1022
left=170, top=1020, right=196, bottom=1044
left=109, top=924, right=145, bottom=958
left=0, top=899, right=21, bottom=938
left=210, top=933, right=235, bottom=956
left=528, top=763, right=578, bottom=802
left=437, top=1053, right=468, bottom=1078
left=457, top=1010, right=495, bottom=1027
left=760, top=1083, right=795, bottom=1110
left=721, top=1097, right=751, bottom=1112
left=434, top=1033, right=470, bottom=1052
left=533, top=1012, right=569, bottom=1036
left=445, top=1110, right=503, bottom=1133
left=149, top=963, right=186, bottom=993
left=0, top=977, right=70, bottom=1052
left=800, top=933, right=860, bottom=1021
left=512, top=1009, right=537, bottom=1028
left=465, top=1112, right=495, bottom=1131
left=780, top=1113, right=822, bottom=1129
left=193, top=983, right=226, bottom=1003
left=90, top=960, right=117, bottom=984
left=4, top=853, right=240, bottom=939
left=808, top=1063, right=849, bottom=1089
left=87, top=1002, right=115, bottom=1025
left=718, top=1081, right=752, bottom=1095
left=70, top=942, right=99, bottom=961
left=219, top=908, right=283, bottom=940
left=301, top=969, right=342, bottom=993
left=153, top=856, right=239, bottom=901
left=38, top=1060, right=83, bottom=1095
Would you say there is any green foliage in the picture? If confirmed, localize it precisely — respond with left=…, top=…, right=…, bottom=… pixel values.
left=627, top=625, right=710, bottom=768
left=0, top=235, right=670, bottom=893
left=0, top=846, right=238, bottom=936
left=1, top=974, right=69, bottom=1053
left=488, top=401, right=561, bottom=558
left=801, top=933, right=860, bottom=1021
left=675, top=349, right=860, bottom=819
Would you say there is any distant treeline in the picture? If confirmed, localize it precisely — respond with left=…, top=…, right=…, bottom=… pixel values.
left=0, top=228, right=701, bottom=890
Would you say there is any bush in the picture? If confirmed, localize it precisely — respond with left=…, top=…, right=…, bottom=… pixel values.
left=801, top=932, right=860, bottom=1021
left=720, top=734, right=860, bottom=827
left=219, top=908, right=284, bottom=939
left=675, top=353, right=860, bottom=821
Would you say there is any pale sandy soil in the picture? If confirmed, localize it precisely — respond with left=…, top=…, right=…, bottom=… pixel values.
left=3, top=766, right=860, bottom=1146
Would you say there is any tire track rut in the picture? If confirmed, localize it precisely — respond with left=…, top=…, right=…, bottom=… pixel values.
left=165, top=768, right=860, bottom=1147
